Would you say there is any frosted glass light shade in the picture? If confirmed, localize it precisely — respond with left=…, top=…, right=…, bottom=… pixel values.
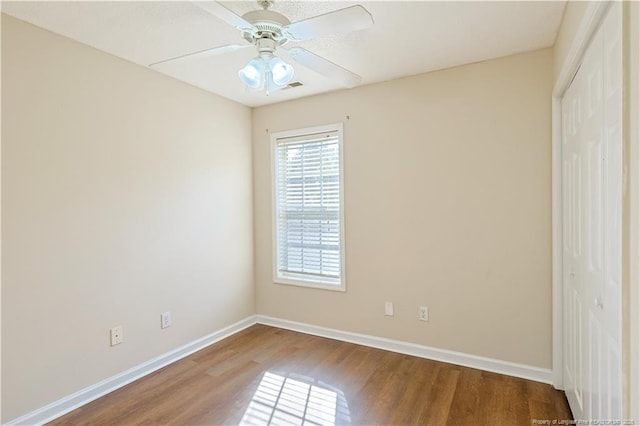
left=238, top=58, right=264, bottom=89
left=269, top=57, right=294, bottom=86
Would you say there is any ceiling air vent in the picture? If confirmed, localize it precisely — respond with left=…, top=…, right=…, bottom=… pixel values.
left=283, top=81, right=303, bottom=90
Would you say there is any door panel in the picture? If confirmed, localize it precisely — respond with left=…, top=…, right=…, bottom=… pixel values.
left=561, top=2, right=622, bottom=421
left=601, top=2, right=623, bottom=418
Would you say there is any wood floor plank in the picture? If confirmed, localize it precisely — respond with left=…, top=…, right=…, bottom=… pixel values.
left=350, top=350, right=405, bottom=425
left=386, top=357, right=439, bottom=425
left=417, top=365, right=460, bottom=426
left=445, top=367, right=482, bottom=426
left=49, top=325, right=572, bottom=425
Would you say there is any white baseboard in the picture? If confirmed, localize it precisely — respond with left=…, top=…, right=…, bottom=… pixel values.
left=6, top=316, right=257, bottom=426
left=256, top=315, right=553, bottom=384
left=9, top=314, right=553, bottom=425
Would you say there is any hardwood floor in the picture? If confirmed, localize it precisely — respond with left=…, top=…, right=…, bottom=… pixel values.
left=50, top=324, right=572, bottom=425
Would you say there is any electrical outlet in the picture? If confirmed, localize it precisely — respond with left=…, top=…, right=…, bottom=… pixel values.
left=161, top=311, right=171, bottom=329
left=419, top=306, right=429, bottom=321
left=384, top=301, right=394, bottom=316
left=110, top=325, right=123, bottom=346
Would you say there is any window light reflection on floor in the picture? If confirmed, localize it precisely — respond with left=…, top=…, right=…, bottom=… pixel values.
left=239, top=371, right=351, bottom=426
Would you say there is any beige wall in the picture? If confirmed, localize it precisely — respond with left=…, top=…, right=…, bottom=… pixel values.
left=1, top=15, right=254, bottom=421
left=253, top=49, right=554, bottom=369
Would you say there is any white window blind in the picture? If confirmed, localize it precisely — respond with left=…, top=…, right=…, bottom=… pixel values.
left=273, top=125, right=344, bottom=289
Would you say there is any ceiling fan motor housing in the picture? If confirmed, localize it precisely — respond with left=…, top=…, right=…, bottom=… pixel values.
left=241, top=9, right=291, bottom=46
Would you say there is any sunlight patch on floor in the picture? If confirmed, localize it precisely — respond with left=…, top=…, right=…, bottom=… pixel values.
left=239, top=371, right=351, bottom=425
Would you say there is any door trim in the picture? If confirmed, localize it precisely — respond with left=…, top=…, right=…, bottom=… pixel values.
left=551, top=1, right=610, bottom=390
left=627, top=1, right=640, bottom=421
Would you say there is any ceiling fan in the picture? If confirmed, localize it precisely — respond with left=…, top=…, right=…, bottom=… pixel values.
left=150, top=0, right=374, bottom=93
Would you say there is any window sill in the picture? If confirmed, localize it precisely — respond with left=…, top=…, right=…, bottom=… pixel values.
left=273, top=277, right=346, bottom=292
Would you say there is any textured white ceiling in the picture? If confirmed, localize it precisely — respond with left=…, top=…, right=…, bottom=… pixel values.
left=2, top=1, right=567, bottom=107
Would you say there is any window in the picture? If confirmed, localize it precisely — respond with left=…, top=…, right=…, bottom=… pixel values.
left=272, top=123, right=345, bottom=291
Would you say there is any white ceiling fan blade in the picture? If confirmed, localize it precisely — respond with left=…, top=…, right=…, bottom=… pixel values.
left=287, top=47, right=361, bottom=88
left=149, top=44, right=250, bottom=67
left=192, top=1, right=253, bottom=29
left=284, top=5, right=373, bottom=41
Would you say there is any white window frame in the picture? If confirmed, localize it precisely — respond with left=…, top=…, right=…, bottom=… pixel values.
left=271, top=123, right=346, bottom=292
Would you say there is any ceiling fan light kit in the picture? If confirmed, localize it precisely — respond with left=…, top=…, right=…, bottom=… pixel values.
left=238, top=37, right=295, bottom=92
left=163, top=0, right=374, bottom=95
left=238, top=55, right=294, bottom=91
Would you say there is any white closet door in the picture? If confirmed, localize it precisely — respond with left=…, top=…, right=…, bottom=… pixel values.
left=561, top=2, right=622, bottom=421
